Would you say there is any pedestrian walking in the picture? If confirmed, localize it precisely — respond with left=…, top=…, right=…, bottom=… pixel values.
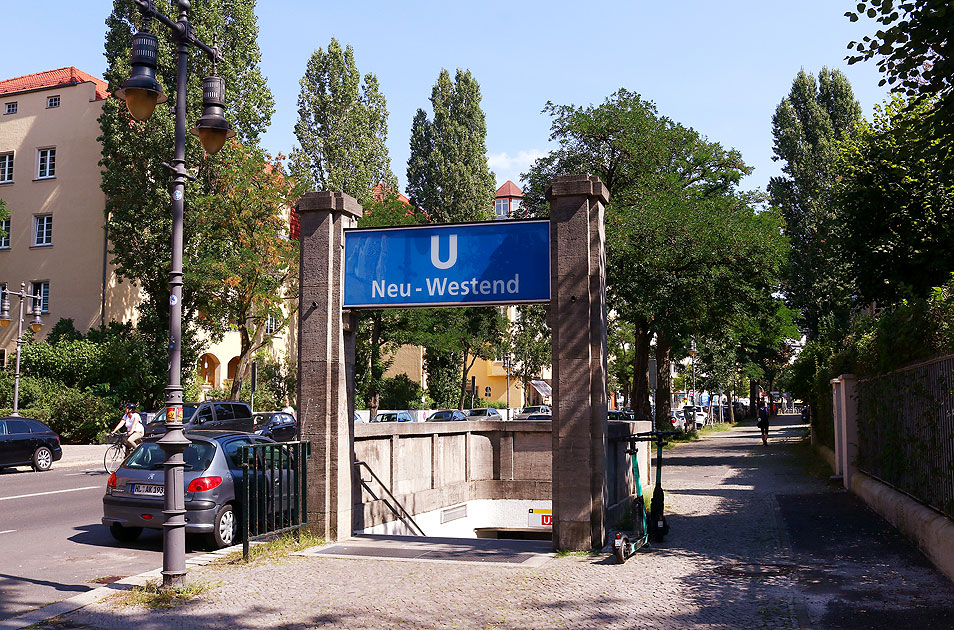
left=757, top=401, right=770, bottom=446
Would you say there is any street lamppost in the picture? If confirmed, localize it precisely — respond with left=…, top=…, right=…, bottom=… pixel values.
left=114, top=0, right=234, bottom=589
left=0, top=283, right=44, bottom=416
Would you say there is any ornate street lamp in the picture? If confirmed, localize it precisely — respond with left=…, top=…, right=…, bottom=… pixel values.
left=114, top=0, right=233, bottom=589
left=0, top=283, right=44, bottom=416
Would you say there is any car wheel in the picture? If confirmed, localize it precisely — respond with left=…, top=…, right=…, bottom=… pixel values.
left=109, top=522, right=143, bottom=542
left=207, top=503, right=237, bottom=550
left=32, top=446, right=53, bottom=472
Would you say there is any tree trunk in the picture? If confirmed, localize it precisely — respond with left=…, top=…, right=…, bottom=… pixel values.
left=749, top=379, right=759, bottom=418
left=654, top=333, right=673, bottom=430
left=458, top=349, right=479, bottom=410
left=229, top=325, right=254, bottom=400
left=368, top=314, right=382, bottom=418
left=630, top=321, right=652, bottom=419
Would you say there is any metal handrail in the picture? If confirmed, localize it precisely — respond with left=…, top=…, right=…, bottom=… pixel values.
left=354, top=460, right=425, bottom=536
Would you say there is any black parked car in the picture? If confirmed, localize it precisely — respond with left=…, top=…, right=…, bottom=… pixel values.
left=144, top=401, right=254, bottom=436
left=0, top=416, right=62, bottom=472
left=103, top=430, right=286, bottom=549
left=253, top=411, right=298, bottom=441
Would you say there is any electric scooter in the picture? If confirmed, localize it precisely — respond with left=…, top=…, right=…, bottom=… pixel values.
left=613, top=429, right=679, bottom=563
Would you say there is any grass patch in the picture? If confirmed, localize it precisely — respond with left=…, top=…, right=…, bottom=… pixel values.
left=698, top=422, right=731, bottom=435
left=113, top=579, right=216, bottom=609
left=219, top=529, right=325, bottom=565
left=554, top=549, right=600, bottom=557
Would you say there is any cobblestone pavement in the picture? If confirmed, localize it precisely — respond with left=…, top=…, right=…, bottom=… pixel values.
left=33, top=418, right=954, bottom=630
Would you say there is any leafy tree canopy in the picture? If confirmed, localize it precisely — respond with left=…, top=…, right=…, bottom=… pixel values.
left=291, top=38, right=395, bottom=207
left=406, top=69, right=496, bottom=223
left=768, top=68, right=861, bottom=337
left=847, top=0, right=954, bottom=163
left=836, top=94, right=954, bottom=305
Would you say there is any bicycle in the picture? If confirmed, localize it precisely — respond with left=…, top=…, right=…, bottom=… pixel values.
left=613, top=429, right=680, bottom=563
left=104, top=433, right=131, bottom=474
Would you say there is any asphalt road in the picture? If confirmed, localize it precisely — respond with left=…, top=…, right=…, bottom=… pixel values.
left=0, top=457, right=203, bottom=622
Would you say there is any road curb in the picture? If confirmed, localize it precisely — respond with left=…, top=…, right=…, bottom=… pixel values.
left=0, top=544, right=244, bottom=630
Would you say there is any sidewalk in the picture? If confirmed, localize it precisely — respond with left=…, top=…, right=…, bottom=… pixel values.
left=27, top=420, right=954, bottom=629
left=57, top=443, right=110, bottom=469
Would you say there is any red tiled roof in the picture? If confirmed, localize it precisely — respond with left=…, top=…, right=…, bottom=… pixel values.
left=373, top=183, right=411, bottom=205
left=495, top=180, right=523, bottom=198
left=0, top=67, right=109, bottom=100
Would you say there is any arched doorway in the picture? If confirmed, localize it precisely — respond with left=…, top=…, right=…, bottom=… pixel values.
left=198, top=353, right=220, bottom=388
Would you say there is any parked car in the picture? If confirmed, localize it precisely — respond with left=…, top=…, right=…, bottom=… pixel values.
left=465, top=408, right=502, bottom=420
left=143, top=401, right=254, bottom=436
left=371, top=411, right=414, bottom=423
left=426, top=409, right=468, bottom=422
left=607, top=409, right=627, bottom=421
left=102, top=430, right=283, bottom=549
left=0, top=416, right=62, bottom=472
left=667, top=410, right=687, bottom=432
left=253, top=411, right=298, bottom=442
left=525, top=413, right=552, bottom=421
left=514, top=405, right=551, bottom=420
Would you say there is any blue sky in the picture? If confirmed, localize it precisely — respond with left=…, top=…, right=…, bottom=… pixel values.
left=5, top=1, right=890, bottom=193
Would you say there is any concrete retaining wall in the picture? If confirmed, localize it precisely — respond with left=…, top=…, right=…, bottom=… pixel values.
left=353, top=419, right=646, bottom=535
left=851, top=472, right=954, bottom=583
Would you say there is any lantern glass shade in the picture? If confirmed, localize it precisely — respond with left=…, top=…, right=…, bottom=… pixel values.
left=0, top=318, right=9, bottom=329
left=123, top=88, right=161, bottom=121
left=196, top=127, right=229, bottom=155
left=126, top=89, right=159, bottom=121
left=30, top=321, right=42, bottom=334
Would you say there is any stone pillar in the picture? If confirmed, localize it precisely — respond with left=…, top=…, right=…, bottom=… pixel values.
left=546, top=174, right=610, bottom=550
left=297, top=191, right=362, bottom=541
left=832, top=373, right=859, bottom=489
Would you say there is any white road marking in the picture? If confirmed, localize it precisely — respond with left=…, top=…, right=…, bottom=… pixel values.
left=0, top=486, right=100, bottom=501
left=0, top=529, right=16, bottom=535
left=64, top=472, right=99, bottom=476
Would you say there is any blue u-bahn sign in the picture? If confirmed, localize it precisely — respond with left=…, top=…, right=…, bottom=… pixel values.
left=343, top=220, right=550, bottom=308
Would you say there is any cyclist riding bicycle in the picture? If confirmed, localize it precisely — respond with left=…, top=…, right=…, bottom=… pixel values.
left=108, top=402, right=144, bottom=455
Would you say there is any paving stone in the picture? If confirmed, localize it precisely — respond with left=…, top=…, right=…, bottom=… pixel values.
left=29, top=419, right=954, bottom=630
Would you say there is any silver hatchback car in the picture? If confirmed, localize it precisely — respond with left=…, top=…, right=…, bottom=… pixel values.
left=102, top=430, right=278, bottom=549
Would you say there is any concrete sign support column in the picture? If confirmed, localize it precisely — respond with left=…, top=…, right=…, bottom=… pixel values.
left=546, top=175, right=610, bottom=550
left=296, top=191, right=362, bottom=541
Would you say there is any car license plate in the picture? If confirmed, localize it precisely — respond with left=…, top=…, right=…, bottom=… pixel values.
left=132, top=484, right=164, bottom=496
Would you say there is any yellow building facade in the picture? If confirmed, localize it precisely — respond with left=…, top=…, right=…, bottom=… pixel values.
left=0, top=67, right=292, bottom=396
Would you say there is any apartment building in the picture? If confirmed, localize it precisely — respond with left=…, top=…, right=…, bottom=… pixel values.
left=0, top=67, right=292, bottom=393
left=0, top=67, right=142, bottom=368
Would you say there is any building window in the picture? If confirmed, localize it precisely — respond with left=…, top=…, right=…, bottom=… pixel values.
left=265, top=314, right=279, bottom=336
left=37, top=148, right=56, bottom=179
left=4, top=102, right=16, bottom=115
left=0, top=153, right=12, bottom=182
left=0, top=219, right=9, bottom=248
left=494, top=198, right=509, bottom=219
left=46, top=96, right=60, bottom=109
left=29, top=281, right=49, bottom=314
left=33, top=215, right=52, bottom=246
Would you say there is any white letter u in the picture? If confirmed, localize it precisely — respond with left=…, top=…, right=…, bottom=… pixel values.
left=430, top=234, right=457, bottom=269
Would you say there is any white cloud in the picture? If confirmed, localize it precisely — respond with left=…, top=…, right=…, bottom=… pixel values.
left=487, top=149, right=546, bottom=186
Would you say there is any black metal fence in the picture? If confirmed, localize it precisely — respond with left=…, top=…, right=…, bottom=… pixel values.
left=857, top=356, right=954, bottom=519
left=239, top=440, right=310, bottom=559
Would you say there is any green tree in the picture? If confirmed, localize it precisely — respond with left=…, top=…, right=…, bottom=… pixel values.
left=404, top=68, right=500, bottom=407
left=190, top=143, right=301, bottom=399
left=847, top=0, right=954, bottom=163
left=291, top=38, right=395, bottom=206
left=836, top=95, right=954, bottom=305
left=523, top=90, right=784, bottom=426
left=508, top=305, right=552, bottom=405
left=406, top=69, right=496, bottom=223
left=767, top=68, right=862, bottom=337
left=100, top=0, right=274, bottom=387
